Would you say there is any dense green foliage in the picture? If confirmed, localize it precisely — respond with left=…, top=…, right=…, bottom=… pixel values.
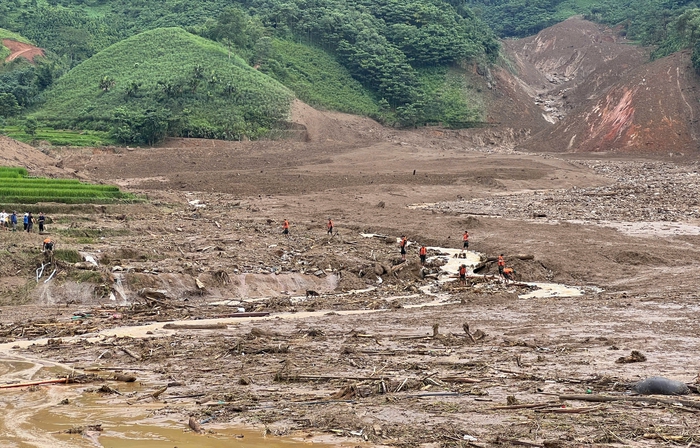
left=0, top=166, right=137, bottom=204
left=261, top=39, right=379, bottom=116
left=33, top=28, right=295, bottom=143
left=0, top=0, right=498, bottom=132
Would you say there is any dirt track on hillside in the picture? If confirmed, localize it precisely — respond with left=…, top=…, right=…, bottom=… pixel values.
left=2, top=39, right=44, bottom=63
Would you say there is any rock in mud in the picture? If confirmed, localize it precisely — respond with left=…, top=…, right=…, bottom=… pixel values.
left=632, top=377, right=690, bottom=395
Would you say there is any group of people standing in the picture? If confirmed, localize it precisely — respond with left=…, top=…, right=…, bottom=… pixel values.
left=402, top=230, right=516, bottom=284
left=279, top=219, right=514, bottom=283
left=0, top=210, right=47, bottom=233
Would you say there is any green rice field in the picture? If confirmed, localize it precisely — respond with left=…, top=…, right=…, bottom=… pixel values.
left=0, top=167, right=139, bottom=204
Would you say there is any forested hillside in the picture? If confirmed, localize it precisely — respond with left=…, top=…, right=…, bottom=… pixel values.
left=3, top=0, right=700, bottom=144
left=0, top=0, right=499, bottom=142
left=33, top=28, right=295, bottom=143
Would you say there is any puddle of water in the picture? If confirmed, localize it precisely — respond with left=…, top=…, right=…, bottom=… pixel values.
left=0, top=359, right=355, bottom=448
left=518, top=282, right=585, bottom=299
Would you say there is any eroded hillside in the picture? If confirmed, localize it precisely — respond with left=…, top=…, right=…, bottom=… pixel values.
left=494, top=17, right=700, bottom=156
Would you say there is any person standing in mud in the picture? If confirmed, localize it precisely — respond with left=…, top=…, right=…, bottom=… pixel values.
left=23, top=213, right=28, bottom=231
left=327, top=218, right=334, bottom=235
left=459, top=264, right=467, bottom=285
left=399, top=235, right=407, bottom=261
left=26, top=212, right=34, bottom=232
left=282, top=219, right=290, bottom=238
left=11, top=211, right=17, bottom=231
left=497, top=254, right=505, bottom=278
left=419, top=245, right=427, bottom=266
left=38, top=212, right=46, bottom=233
left=462, top=230, right=469, bottom=252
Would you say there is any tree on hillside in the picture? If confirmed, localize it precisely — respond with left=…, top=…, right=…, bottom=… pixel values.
left=0, top=93, right=21, bottom=117
left=24, top=117, right=38, bottom=136
left=99, top=75, right=116, bottom=92
left=206, top=7, right=264, bottom=60
left=58, top=26, right=93, bottom=64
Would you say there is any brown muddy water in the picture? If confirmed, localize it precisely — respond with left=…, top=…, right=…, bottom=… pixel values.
left=0, top=358, right=354, bottom=448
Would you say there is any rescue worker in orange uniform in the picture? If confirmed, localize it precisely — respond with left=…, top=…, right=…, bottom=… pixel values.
left=419, top=245, right=427, bottom=265
left=42, top=238, right=54, bottom=252
left=497, top=254, right=505, bottom=278
left=399, top=235, right=407, bottom=261
left=282, top=219, right=290, bottom=237
left=462, top=230, right=469, bottom=251
left=327, top=218, right=334, bottom=235
left=503, top=267, right=515, bottom=283
left=459, top=264, right=467, bottom=285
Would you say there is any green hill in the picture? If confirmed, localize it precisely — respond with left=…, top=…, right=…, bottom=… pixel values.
left=34, top=27, right=295, bottom=143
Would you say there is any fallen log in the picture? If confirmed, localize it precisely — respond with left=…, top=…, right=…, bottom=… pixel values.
left=440, top=377, right=481, bottom=384
left=559, top=394, right=700, bottom=410
left=151, top=385, right=168, bottom=399
left=163, top=323, right=228, bottom=330
left=212, top=312, right=270, bottom=318
left=536, top=404, right=603, bottom=414
left=120, top=347, right=142, bottom=361
left=0, top=377, right=70, bottom=389
left=488, top=402, right=559, bottom=410
left=188, top=416, right=203, bottom=433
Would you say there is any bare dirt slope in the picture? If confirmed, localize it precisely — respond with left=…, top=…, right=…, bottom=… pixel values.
left=2, top=39, right=44, bottom=63
left=0, top=135, right=66, bottom=177
left=496, top=17, right=700, bottom=155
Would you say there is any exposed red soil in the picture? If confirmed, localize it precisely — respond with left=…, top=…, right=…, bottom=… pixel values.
left=497, top=18, right=700, bottom=156
left=2, top=39, right=44, bottom=63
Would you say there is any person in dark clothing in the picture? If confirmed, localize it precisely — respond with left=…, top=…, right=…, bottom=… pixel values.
left=38, top=212, right=46, bottom=233
left=399, top=235, right=407, bottom=261
left=26, top=212, right=33, bottom=232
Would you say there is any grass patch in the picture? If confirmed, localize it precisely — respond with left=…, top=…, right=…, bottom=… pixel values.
left=0, top=167, right=28, bottom=178
left=73, top=270, right=101, bottom=283
left=0, top=126, right=116, bottom=147
left=0, top=203, right=107, bottom=214
left=74, top=237, right=96, bottom=244
left=263, top=39, right=379, bottom=116
left=53, top=249, right=82, bottom=263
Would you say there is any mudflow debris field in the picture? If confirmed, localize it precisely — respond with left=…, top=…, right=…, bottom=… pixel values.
left=1, top=127, right=700, bottom=447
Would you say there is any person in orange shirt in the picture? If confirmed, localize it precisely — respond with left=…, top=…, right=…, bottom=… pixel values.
left=459, top=264, right=467, bottom=285
left=282, top=219, right=290, bottom=237
left=42, top=238, right=54, bottom=252
left=327, top=218, right=334, bottom=235
left=497, top=254, right=505, bottom=278
left=399, top=235, right=407, bottom=261
left=419, top=245, right=427, bottom=265
left=503, top=267, right=515, bottom=283
left=461, top=230, right=469, bottom=252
